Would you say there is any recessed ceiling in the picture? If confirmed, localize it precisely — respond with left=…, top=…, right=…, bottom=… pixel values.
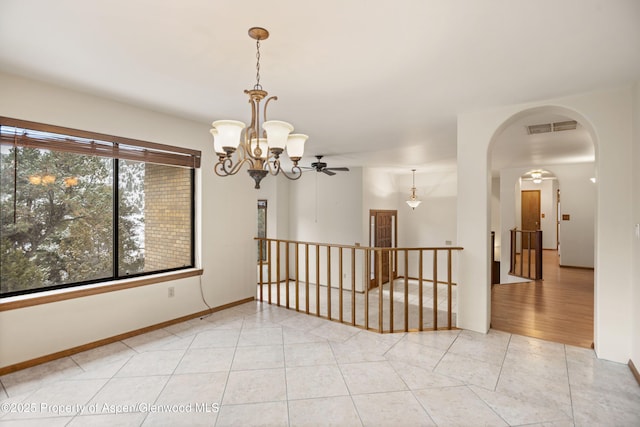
left=0, top=0, right=638, bottom=172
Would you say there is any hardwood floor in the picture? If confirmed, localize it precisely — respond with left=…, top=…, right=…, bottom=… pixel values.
left=491, top=250, right=594, bottom=348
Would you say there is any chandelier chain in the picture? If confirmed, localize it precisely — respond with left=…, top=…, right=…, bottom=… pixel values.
left=254, top=39, right=262, bottom=90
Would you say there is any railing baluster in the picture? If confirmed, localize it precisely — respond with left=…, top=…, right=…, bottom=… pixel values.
left=419, top=249, right=424, bottom=331
left=315, top=244, right=320, bottom=316
left=339, top=247, right=343, bottom=323
left=276, top=241, right=280, bottom=306
left=295, top=243, right=300, bottom=311
left=433, top=250, right=438, bottom=330
left=447, top=249, right=452, bottom=329
left=305, top=243, right=310, bottom=314
left=404, top=249, right=409, bottom=332
left=378, top=249, right=383, bottom=332
left=510, top=228, right=516, bottom=275
left=259, top=238, right=264, bottom=302
left=527, top=233, right=532, bottom=278
left=365, top=248, right=370, bottom=330
left=327, top=246, right=332, bottom=320
left=519, top=232, right=524, bottom=277
left=389, top=249, right=394, bottom=333
left=285, top=242, right=290, bottom=309
left=351, top=247, right=356, bottom=326
left=267, top=240, right=272, bottom=304
left=536, top=230, right=543, bottom=280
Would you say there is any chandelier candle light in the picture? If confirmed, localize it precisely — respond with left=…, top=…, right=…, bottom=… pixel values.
left=406, top=169, right=421, bottom=209
left=210, top=27, right=308, bottom=189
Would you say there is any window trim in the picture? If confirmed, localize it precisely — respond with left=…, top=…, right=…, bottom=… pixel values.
left=0, top=117, right=201, bottom=298
left=0, top=268, right=203, bottom=312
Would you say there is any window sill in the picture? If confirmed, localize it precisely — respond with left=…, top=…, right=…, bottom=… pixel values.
left=0, top=269, right=203, bottom=312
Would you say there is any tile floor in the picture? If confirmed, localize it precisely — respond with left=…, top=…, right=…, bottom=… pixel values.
left=1, top=301, right=638, bottom=426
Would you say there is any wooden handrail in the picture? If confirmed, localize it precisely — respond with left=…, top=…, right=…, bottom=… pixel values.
left=255, top=237, right=463, bottom=333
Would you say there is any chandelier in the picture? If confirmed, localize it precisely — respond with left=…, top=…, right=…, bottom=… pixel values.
left=210, top=27, right=308, bottom=189
left=406, top=169, right=421, bottom=209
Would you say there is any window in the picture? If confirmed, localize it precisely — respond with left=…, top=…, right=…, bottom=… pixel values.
left=257, top=199, right=267, bottom=262
left=0, top=117, right=201, bottom=297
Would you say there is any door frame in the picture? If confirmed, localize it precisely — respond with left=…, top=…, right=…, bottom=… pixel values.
left=369, top=209, right=398, bottom=288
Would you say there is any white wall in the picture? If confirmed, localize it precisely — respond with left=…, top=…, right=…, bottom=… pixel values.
left=632, top=81, right=640, bottom=370
left=0, top=72, right=257, bottom=367
left=459, top=88, right=634, bottom=363
left=288, top=168, right=364, bottom=290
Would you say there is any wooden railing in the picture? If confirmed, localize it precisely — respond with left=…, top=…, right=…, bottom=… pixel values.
left=509, top=228, right=542, bottom=280
left=256, top=238, right=463, bottom=333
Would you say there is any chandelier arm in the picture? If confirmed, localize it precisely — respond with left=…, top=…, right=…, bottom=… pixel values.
left=279, top=165, right=303, bottom=181
left=214, top=157, right=238, bottom=176
left=264, top=156, right=281, bottom=176
left=214, top=151, right=254, bottom=176
left=248, top=97, right=258, bottom=138
left=263, top=96, right=278, bottom=127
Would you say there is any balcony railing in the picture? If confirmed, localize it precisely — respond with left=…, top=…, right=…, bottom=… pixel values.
left=256, top=238, right=463, bottom=333
left=509, top=228, right=543, bottom=280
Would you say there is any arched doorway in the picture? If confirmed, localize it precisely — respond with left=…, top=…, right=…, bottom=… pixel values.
left=487, top=107, right=596, bottom=347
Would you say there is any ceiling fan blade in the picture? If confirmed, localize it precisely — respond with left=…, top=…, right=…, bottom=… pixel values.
left=325, top=167, right=350, bottom=172
left=322, top=169, right=336, bottom=176
left=300, top=166, right=315, bottom=170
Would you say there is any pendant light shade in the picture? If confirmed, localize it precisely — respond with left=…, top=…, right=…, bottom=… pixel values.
left=406, top=169, right=421, bottom=210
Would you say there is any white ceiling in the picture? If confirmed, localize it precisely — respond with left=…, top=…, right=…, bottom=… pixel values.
left=1, top=0, right=639, bottom=173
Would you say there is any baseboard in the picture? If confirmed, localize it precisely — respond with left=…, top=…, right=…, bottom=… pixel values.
left=559, top=264, right=595, bottom=270
left=629, top=359, right=640, bottom=386
left=0, top=296, right=254, bottom=376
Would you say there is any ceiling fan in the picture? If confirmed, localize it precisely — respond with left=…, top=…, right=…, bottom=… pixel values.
left=303, top=155, right=350, bottom=176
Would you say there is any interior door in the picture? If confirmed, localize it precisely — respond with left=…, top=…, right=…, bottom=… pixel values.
left=521, top=190, right=541, bottom=249
left=369, top=210, right=397, bottom=288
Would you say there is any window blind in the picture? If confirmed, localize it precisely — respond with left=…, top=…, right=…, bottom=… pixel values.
left=0, top=117, right=201, bottom=168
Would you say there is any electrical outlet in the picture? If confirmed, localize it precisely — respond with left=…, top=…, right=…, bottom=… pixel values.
left=168, top=287, right=175, bottom=298
left=445, top=240, right=452, bottom=246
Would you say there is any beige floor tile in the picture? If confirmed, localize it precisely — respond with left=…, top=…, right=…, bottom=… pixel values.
left=286, top=365, right=349, bottom=400
left=231, top=345, right=284, bottom=370
left=414, top=386, right=508, bottom=426
left=339, top=361, right=407, bottom=395
left=189, top=329, right=240, bottom=349
left=352, top=390, right=435, bottom=426
left=288, top=396, right=362, bottom=426
left=237, top=327, right=283, bottom=346
left=434, top=352, right=503, bottom=390
left=222, top=368, right=286, bottom=404
left=87, top=375, right=169, bottom=409
left=174, top=347, right=234, bottom=374
left=216, top=401, right=288, bottom=427
left=284, top=342, right=336, bottom=367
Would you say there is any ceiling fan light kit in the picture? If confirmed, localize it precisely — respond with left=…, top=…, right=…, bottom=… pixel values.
left=210, top=27, right=308, bottom=189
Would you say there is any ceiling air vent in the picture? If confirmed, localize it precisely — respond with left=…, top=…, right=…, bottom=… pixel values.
left=552, top=120, right=577, bottom=131
left=527, top=123, right=552, bottom=134
left=527, top=120, right=577, bottom=135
